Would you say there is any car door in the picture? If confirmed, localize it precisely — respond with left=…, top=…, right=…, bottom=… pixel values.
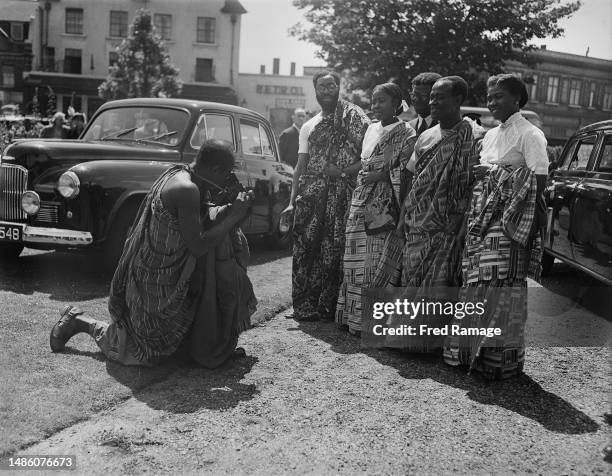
left=237, top=117, right=280, bottom=234
left=569, top=131, right=612, bottom=283
left=547, top=132, right=599, bottom=263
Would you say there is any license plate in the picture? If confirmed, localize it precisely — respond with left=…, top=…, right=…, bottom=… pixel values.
left=0, top=222, right=23, bottom=242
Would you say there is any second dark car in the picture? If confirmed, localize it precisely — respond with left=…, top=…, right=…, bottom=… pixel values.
left=543, top=119, right=612, bottom=285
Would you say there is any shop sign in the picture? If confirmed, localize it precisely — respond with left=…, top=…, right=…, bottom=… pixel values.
left=275, top=98, right=306, bottom=108
left=256, top=85, right=306, bottom=96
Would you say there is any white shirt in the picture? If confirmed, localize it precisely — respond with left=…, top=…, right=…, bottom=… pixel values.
left=480, top=112, right=548, bottom=174
left=360, top=120, right=405, bottom=159
left=415, top=115, right=433, bottom=131
left=298, top=112, right=323, bottom=154
left=406, top=124, right=456, bottom=173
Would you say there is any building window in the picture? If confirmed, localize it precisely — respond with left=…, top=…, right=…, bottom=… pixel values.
left=569, top=79, right=581, bottom=106
left=546, top=76, right=559, bottom=103
left=588, top=82, right=597, bottom=108
left=526, top=74, right=537, bottom=101
left=1, top=66, right=15, bottom=88
left=559, top=79, right=569, bottom=104
left=64, top=48, right=82, bottom=74
left=195, top=58, right=214, bottom=82
left=154, top=14, right=172, bottom=40
left=10, top=22, right=24, bottom=41
left=110, top=11, right=128, bottom=38
left=196, top=17, right=215, bottom=43
left=109, top=51, right=118, bottom=67
left=603, top=84, right=612, bottom=111
left=65, top=8, right=83, bottom=35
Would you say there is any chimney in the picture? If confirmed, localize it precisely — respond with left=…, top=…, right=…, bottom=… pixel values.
left=273, top=58, right=280, bottom=75
left=260, top=65, right=265, bottom=74
left=290, top=62, right=296, bottom=76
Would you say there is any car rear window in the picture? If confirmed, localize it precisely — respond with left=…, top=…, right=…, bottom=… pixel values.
left=240, top=119, right=275, bottom=159
left=597, top=135, right=612, bottom=172
left=564, top=135, right=597, bottom=171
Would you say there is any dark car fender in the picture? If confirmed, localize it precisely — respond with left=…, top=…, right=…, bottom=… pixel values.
left=68, top=159, right=180, bottom=242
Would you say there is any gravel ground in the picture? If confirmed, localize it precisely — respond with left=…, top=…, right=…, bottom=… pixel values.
left=16, top=307, right=611, bottom=475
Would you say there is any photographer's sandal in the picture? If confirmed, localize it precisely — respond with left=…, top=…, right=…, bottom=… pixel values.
left=49, top=305, right=84, bottom=352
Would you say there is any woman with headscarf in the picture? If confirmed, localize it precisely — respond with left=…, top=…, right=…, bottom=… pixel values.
left=336, top=83, right=417, bottom=335
left=443, top=74, right=548, bottom=379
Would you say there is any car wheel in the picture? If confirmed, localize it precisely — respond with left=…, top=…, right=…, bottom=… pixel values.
left=541, top=252, right=555, bottom=276
left=103, top=203, right=139, bottom=274
left=0, top=243, right=24, bottom=262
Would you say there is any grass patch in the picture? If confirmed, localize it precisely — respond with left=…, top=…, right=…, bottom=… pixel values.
left=0, top=254, right=292, bottom=455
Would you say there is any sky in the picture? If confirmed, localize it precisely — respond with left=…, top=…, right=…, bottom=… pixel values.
left=238, top=0, right=612, bottom=75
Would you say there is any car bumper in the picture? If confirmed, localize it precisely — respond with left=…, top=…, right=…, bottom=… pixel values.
left=0, top=221, right=93, bottom=246
left=24, top=226, right=93, bottom=246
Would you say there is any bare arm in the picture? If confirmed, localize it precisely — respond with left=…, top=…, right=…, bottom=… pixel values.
left=166, top=180, right=250, bottom=257
left=289, top=152, right=309, bottom=206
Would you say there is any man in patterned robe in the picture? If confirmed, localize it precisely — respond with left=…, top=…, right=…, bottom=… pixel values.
left=49, top=140, right=256, bottom=367
left=386, top=76, right=485, bottom=352
left=282, top=71, right=370, bottom=321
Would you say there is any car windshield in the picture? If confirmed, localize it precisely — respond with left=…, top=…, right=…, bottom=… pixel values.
left=81, top=106, right=190, bottom=146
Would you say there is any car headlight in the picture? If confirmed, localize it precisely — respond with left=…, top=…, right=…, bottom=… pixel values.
left=0, top=154, right=15, bottom=165
left=21, top=191, right=41, bottom=215
left=58, top=171, right=80, bottom=199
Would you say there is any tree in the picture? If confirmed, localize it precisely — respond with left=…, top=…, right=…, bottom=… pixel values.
left=290, top=0, right=581, bottom=105
left=98, top=9, right=182, bottom=100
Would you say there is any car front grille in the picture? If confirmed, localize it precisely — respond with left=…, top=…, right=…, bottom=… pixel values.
left=0, top=165, right=27, bottom=221
left=35, top=202, right=60, bottom=224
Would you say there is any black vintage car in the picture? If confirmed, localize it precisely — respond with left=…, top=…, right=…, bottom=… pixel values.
left=0, top=98, right=293, bottom=268
left=543, top=119, right=612, bottom=285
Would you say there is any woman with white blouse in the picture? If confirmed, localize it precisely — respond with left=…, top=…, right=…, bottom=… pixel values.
left=444, top=74, right=549, bottom=380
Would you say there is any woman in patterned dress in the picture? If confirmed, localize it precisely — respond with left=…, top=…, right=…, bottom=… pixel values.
left=443, top=74, right=549, bottom=379
left=336, top=83, right=416, bottom=335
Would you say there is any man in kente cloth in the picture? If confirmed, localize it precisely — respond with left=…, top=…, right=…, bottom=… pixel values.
left=282, top=70, right=370, bottom=322
left=384, top=76, right=485, bottom=353
left=49, top=139, right=257, bottom=368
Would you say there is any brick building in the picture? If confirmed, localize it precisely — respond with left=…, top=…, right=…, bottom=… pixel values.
left=506, top=48, right=612, bottom=145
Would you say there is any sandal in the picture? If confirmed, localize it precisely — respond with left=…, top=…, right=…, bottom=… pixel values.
left=49, top=305, right=83, bottom=352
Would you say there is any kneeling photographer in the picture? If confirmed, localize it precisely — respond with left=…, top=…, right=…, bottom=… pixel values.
left=50, top=139, right=257, bottom=368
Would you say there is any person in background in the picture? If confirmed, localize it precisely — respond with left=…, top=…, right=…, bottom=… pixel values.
left=444, top=74, right=548, bottom=379
left=67, top=113, right=86, bottom=139
left=278, top=108, right=307, bottom=168
left=40, top=112, right=70, bottom=139
left=336, top=83, right=416, bottom=335
left=282, top=70, right=370, bottom=322
left=386, top=76, right=485, bottom=353
left=407, top=72, right=442, bottom=137
left=49, top=140, right=257, bottom=368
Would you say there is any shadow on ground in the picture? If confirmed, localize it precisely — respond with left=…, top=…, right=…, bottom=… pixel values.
left=539, top=262, right=611, bottom=322
left=66, top=346, right=259, bottom=414
left=0, top=250, right=110, bottom=300
left=0, top=240, right=290, bottom=301
left=293, top=319, right=600, bottom=435
left=108, top=355, right=259, bottom=413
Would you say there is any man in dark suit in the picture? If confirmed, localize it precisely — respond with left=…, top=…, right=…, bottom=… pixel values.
left=278, top=108, right=307, bottom=168
left=408, top=72, right=442, bottom=136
